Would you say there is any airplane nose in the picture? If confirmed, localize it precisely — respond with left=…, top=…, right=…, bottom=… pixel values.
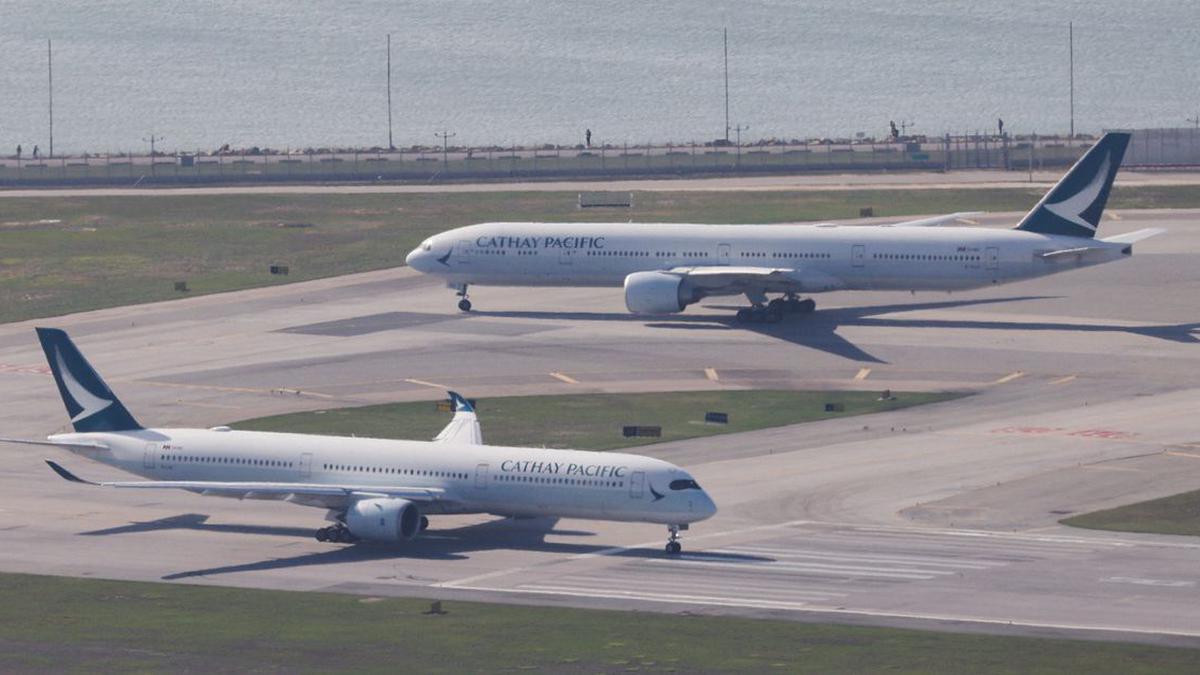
left=405, top=248, right=420, bottom=267
left=699, top=492, right=718, bottom=520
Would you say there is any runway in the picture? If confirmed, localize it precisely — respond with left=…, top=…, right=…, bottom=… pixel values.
left=1, top=209, right=1198, bottom=645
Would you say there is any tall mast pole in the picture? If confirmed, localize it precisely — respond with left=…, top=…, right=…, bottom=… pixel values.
left=387, top=33, right=394, bottom=150
left=723, top=28, right=730, bottom=142
left=1069, top=22, right=1074, bottom=138
left=48, top=39, right=54, bottom=158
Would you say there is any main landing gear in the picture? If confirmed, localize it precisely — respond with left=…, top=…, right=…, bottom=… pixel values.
left=665, top=524, right=684, bottom=555
left=734, top=295, right=815, bottom=324
left=315, top=523, right=356, bottom=544
left=454, top=283, right=472, bottom=312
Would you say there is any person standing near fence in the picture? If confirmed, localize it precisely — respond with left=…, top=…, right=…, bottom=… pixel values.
left=16, top=144, right=21, bottom=160
left=585, top=128, right=592, bottom=148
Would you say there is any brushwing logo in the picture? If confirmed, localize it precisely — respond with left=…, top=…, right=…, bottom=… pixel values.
left=436, top=250, right=452, bottom=266
left=1044, top=153, right=1111, bottom=232
left=648, top=484, right=664, bottom=502
left=54, top=347, right=113, bottom=423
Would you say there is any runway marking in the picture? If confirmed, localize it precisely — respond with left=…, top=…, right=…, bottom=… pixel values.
left=444, top=584, right=1200, bottom=640
left=434, top=518, right=815, bottom=589
left=642, top=557, right=948, bottom=580
left=1081, top=464, right=1145, bottom=473
left=1048, top=375, right=1078, bottom=385
left=992, top=371, right=1025, bottom=384
left=132, top=379, right=335, bottom=399
left=1166, top=450, right=1200, bottom=460
left=549, top=371, right=578, bottom=384
left=1103, top=576, right=1195, bottom=588
left=704, top=367, right=720, bottom=382
left=404, top=378, right=453, bottom=390
left=722, top=547, right=1004, bottom=570
left=1108, top=211, right=1123, bottom=221
left=854, top=368, right=871, bottom=381
left=0, top=363, right=51, bottom=376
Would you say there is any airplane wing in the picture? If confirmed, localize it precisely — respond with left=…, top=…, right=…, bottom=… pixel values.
left=887, top=211, right=985, bottom=227
left=45, top=460, right=448, bottom=510
left=432, top=391, right=482, bottom=445
left=666, top=266, right=844, bottom=294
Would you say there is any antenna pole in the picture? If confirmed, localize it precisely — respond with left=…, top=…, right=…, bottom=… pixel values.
left=48, top=39, right=54, bottom=158
left=1069, top=22, right=1074, bottom=138
left=387, top=34, right=394, bottom=150
left=723, top=28, right=729, bottom=142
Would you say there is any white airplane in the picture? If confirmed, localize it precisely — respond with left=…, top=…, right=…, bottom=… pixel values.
left=2, top=328, right=716, bottom=554
left=407, top=132, right=1163, bottom=322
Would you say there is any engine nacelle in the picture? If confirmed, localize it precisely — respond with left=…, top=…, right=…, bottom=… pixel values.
left=624, top=271, right=692, bottom=314
left=345, top=497, right=422, bottom=542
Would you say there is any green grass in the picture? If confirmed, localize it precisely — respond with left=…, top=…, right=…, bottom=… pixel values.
left=230, top=390, right=960, bottom=450
left=1, top=185, right=1197, bottom=324
left=1062, top=489, right=1200, bottom=536
left=0, top=572, right=1196, bottom=673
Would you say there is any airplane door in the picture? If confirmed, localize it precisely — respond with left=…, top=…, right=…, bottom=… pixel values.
left=717, top=243, right=731, bottom=265
left=474, top=463, right=489, bottom=489
left=143, top=443, right=158, bottom=469
left=629, top=471, right=645, bottom=499
left=851, top=244, right=866, bottom=267
left=985, top=246, right=999, bottom=270
left=298, top=452, right=312, bottom=480
left=558, top=249, right=576, bottom=265
left=454, top=239, right=472, bottom=265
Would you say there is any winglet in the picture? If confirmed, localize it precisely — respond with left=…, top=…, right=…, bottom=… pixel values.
left=45, top=459, right=97, bottom=485
left=447, top=391, right=474, bottom=413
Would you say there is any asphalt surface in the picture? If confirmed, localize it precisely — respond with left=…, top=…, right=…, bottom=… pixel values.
left=0, top=209, right=1198, bottom=646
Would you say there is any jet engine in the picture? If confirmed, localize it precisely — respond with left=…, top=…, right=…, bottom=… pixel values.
left=624, top=271, right=694, bottom=314
left=345, top=497, right=422, bottom=542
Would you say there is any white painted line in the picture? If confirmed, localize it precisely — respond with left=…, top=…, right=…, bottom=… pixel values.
left=1048, top=374, right=1077, bottom=385
left=854, top=368, right=871, bottom=381
left=404, top=378, right=453, bottom=390
left=642, top=557, right=945, bottom=580
left=1103, top=576, right=1195, bottom=588
left=704, top=367, right=720, bottom=382
left=454, top=585, right=1200, bottom=640
left=992, top=371, right=1025, bottom=384
left=1166, top=451, right=1200, bottom=460
left=721, top=547, right=1003, bottom=570
left=549, top=371, right=579, bottom=384
left=1080, top=464, right=1145, bottom=473
left=515, top=584, right=814, bottom=611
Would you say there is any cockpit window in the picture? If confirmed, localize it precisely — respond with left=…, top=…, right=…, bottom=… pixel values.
left=420, top=239, right=433, bottom=251
left=669, top=479, right=701, bottom=491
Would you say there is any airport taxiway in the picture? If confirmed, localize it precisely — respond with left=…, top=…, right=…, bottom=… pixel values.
left=0, top=209, right=1199, bottom=645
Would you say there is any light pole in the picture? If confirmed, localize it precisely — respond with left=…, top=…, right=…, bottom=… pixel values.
left=386, top=34, right=395, bottom=150
left=734, top=124, right=749, bottom=165
left=143, top=134, right=165, bottom=174
left=1188, top=114, right=1200, bottom=130
left=435, top=130, right=456, bottom=172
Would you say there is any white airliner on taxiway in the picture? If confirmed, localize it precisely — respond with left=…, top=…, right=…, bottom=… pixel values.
left=407, top=132, right=1163, bottom=322
left=3, top=329, right=715, bottom=553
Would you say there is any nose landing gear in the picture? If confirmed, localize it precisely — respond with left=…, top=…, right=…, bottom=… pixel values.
left=665, top=524, right=683, bottom=555
left=454, top=283, right=472, bottom=312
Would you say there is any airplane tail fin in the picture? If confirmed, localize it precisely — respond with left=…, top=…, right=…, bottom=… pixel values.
left=1015, top=132, right=1131, bottom=239
left=35, top=328, right=142, bottom=433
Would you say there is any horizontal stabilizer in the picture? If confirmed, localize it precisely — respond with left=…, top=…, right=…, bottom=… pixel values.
left=0, top=437, right=109, bottom=453
left=1101, top=228, right=1167, bottom=244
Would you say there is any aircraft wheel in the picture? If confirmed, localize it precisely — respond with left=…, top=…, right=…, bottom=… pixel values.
left=735, top=308, right=752, bottom=323
left=315, top=527, right=329, bottom=542
left=458, top=298, right=472, bottom=312
left=797, top=298, right=816, bottom=313
left=665, top=541, right=682, bottom=555
left=420, top=516, right=430, bottom=532
left=764, top=308, right=783, bottom=324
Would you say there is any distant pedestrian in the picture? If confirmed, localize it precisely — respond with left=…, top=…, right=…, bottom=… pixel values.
left=32, top=145, right=39, bottom=159
left=585, top=128, right=592, bottom=148
left=998, top=118, right=1005, bottom=137
left=15, top=144, right=20, bottom=159
left=889, top=120, right=899, bottom=141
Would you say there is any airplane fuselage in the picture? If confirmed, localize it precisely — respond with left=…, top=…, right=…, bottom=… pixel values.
left=409, top=221, right=1130, bottom=294
left=50, top=427, right=714, bottom=525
